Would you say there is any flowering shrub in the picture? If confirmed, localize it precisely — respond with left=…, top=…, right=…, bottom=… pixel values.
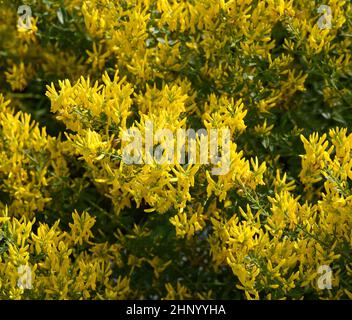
left=0, top=0, right=351, bottom=299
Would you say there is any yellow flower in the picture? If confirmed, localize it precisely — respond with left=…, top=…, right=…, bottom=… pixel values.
left=5, top=63, right=30, bottom=91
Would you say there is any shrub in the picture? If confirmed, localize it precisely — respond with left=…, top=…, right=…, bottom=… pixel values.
left=0, top=0, right=351, bottom=299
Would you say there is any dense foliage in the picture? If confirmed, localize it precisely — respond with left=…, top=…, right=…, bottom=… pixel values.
left=0, top=0, right=351, bottom=299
